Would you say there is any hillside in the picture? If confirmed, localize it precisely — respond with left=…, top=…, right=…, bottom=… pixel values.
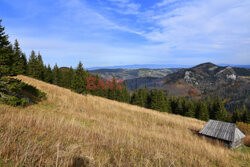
left=89, top=68, right=179, bottom=80
left=0, top=76, right=249, bottom=166
left=133, top=63, right=250, bottom=111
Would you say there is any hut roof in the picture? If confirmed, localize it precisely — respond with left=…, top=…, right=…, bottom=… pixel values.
left=199, top=120, right=246, bottom=142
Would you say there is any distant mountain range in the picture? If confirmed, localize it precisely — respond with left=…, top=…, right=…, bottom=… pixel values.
left=88, top=62, right=250, bottom=111
left=87, top=64, right=250, bottom=70
left=126, top=62, right=250, bottom=112
left=89, top=68, right=179, bottom=80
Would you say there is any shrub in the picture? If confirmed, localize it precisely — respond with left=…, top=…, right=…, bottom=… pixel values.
left=236, top=122, right=250, bottom=146
left=20, top=98, right=29, bottom=107
left=3, top=96, right=20, bottom=106
left=236, top=122, right=250, bottom=135
left=0, top=78, right=46, bottom=107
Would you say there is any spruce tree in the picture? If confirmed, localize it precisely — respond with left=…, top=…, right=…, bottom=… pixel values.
left=37, top=52, right=45, bottom=80
left=214, top=97, right=227, bottom=121
left=175, top=97, right=183, bottom=115
left=44, top=64, right=53, bottom=83
left=149, top=89, right=167, bottom=112
left=71, top=61, right=87, bottom=94
left=196, top=101, right=209, bottom=121
left=20, top=53, right=27, bottom=74
left=184, top=100, right=195, bottom=118
left=27, top=50, right=39, bottom=78
left=11, top=39, right=26, bottom=75
left=0, top=19, right=13, bottom=77
left=242, top=105, right=250, bottom=124
left=232, top=107, right=242, bottom=123
left=52, top=64, right=62, bottom=86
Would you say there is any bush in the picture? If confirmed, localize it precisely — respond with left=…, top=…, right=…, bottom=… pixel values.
left=20, top=98, right=29, bottom=107
left=243, top=137, right=250, bottom=147
left=236, top=122, right=250, bottom=135
left=1, top=96, right=20, bottom=106
left=0, top=78, right=46, bottom=107
left=236, top=122, right=250, bottom=147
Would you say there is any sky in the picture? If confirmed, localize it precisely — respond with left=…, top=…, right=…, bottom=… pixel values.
left=0, top=0, right=250, bottom=68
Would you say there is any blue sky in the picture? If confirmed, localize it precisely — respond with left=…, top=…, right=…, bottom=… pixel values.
left=0, top=0, right=250, bottom=68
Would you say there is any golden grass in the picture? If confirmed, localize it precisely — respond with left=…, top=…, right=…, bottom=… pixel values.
left=0, top=75, right=249, bottom=166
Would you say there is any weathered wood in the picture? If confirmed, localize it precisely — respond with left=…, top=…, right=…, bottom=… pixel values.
left=199, top=120, right=246, bottom=149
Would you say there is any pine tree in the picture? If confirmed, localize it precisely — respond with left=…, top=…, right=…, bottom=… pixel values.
left=149, top=89, right=167, bottom=112
left=44, top=64, right=53, bottom=83
left=52, top=64, right=62, bottom=86
left=196, top=101, right=209, bottom=121
left=0, top=19, right=13, bottom=77
left=11, top=39, right=24, bottom=75
left=164, top=94, right=172, bottom=113
left=232, top=107, right=242, bottom=123
left=184, top=100, right=195, bottom=118
left=214, top=97, right=227, bottom=121
left=175, top=97, right=183, bottom=115
left=37, top=52, right=45, bottom=80
left=121, top=82, right=131, bottom=103
left=65, top=66, right=74, bottom=88
left=242, top=105, right=250, bottom=124
left=27, top=50, right=39, bottom=78
left=71, top=61, right=87, bottom=94
left=20, top=53, right=27, bottom=74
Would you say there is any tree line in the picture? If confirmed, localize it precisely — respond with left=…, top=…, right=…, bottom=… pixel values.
left=0, top=19, right=249, bottom=124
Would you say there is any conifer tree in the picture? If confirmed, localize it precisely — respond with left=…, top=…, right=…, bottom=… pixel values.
left=149, top=89, right=167, bottom=112
left=196, top=101, right=209, bottom=121
left=20, top=53, right=27, bottom=74
left=214, top=97, right=227, bottom=121
left=27, top=50, right=39, bottom=78
left=64, top=66, right=75, bottom=88
left=44, top=64, right=53, bottom=83
left=175, top=97, right=183, bottom=115
left=242, top=105, right=250, bottom=124
left=52, top=64, right=62, bottom=86
left=184, top=100, right=195, bottom=118
left=71, top=61, right=87, bottom=94
left=37, top=52, right=45, bottom=80
left=0, top=19, right=13, bottom=77
left=12, top=39, right=23, bottom=75
left=121, top=82, right=131, bottom=103
left=232, top=107, right=242, bottom=123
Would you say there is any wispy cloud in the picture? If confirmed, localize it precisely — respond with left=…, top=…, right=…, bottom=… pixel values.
left=1, top=0, right=250, bottom=66
left=106, top=0, right=141, bottom=15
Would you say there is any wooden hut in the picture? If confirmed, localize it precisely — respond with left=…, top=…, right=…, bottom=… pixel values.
left=199, top=120, right=246, bottom=149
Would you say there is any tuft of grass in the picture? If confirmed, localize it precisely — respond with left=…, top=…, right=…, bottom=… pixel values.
left=0, top=75, right=249, bottom=166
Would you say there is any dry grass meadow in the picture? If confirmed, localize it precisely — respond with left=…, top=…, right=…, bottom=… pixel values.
left=0, top=75, right=249, bottom=166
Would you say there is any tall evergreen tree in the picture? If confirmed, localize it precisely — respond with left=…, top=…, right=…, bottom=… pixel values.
left=37, top=52, right=45, bottom=80
left=196, top=101, right=209, bottom=121
left=149, top=89, right=167, bottom=112
left=71, top=61, right=87, bottom=94
left=11, top=39, right=27, bottom=75
left=52, top=64, right=63, bottom=86
left=27, top=50, right=39, bottom=78
left=184, top=100, right=195, bottom=118
left=20, top=53, right=27, bottom=75
left=44, top=64, right=53, bottom=83
left=175, top=97, right=183, bottom=115
left=0, top=19, right=13, bottom=77
left=232, top=107, right=242, bottom=123
left=214, top=97, right=227, bottom=121
left=242, top=105, right=250, bottom=124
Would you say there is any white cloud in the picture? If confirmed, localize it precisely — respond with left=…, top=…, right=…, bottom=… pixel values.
left=156, top=0, right=179, bottom=7
left=107, top=0, right=141, bottom=15
left=142, top=0, right=250, bottom=56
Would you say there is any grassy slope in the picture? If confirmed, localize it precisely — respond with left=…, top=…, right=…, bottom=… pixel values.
left=0, top=75, right=249, bottom=167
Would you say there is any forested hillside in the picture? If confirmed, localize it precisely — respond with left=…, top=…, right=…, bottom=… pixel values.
left=1, top=75, right=249, bottom=166
left=0, top=19, right=249, bottom=124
